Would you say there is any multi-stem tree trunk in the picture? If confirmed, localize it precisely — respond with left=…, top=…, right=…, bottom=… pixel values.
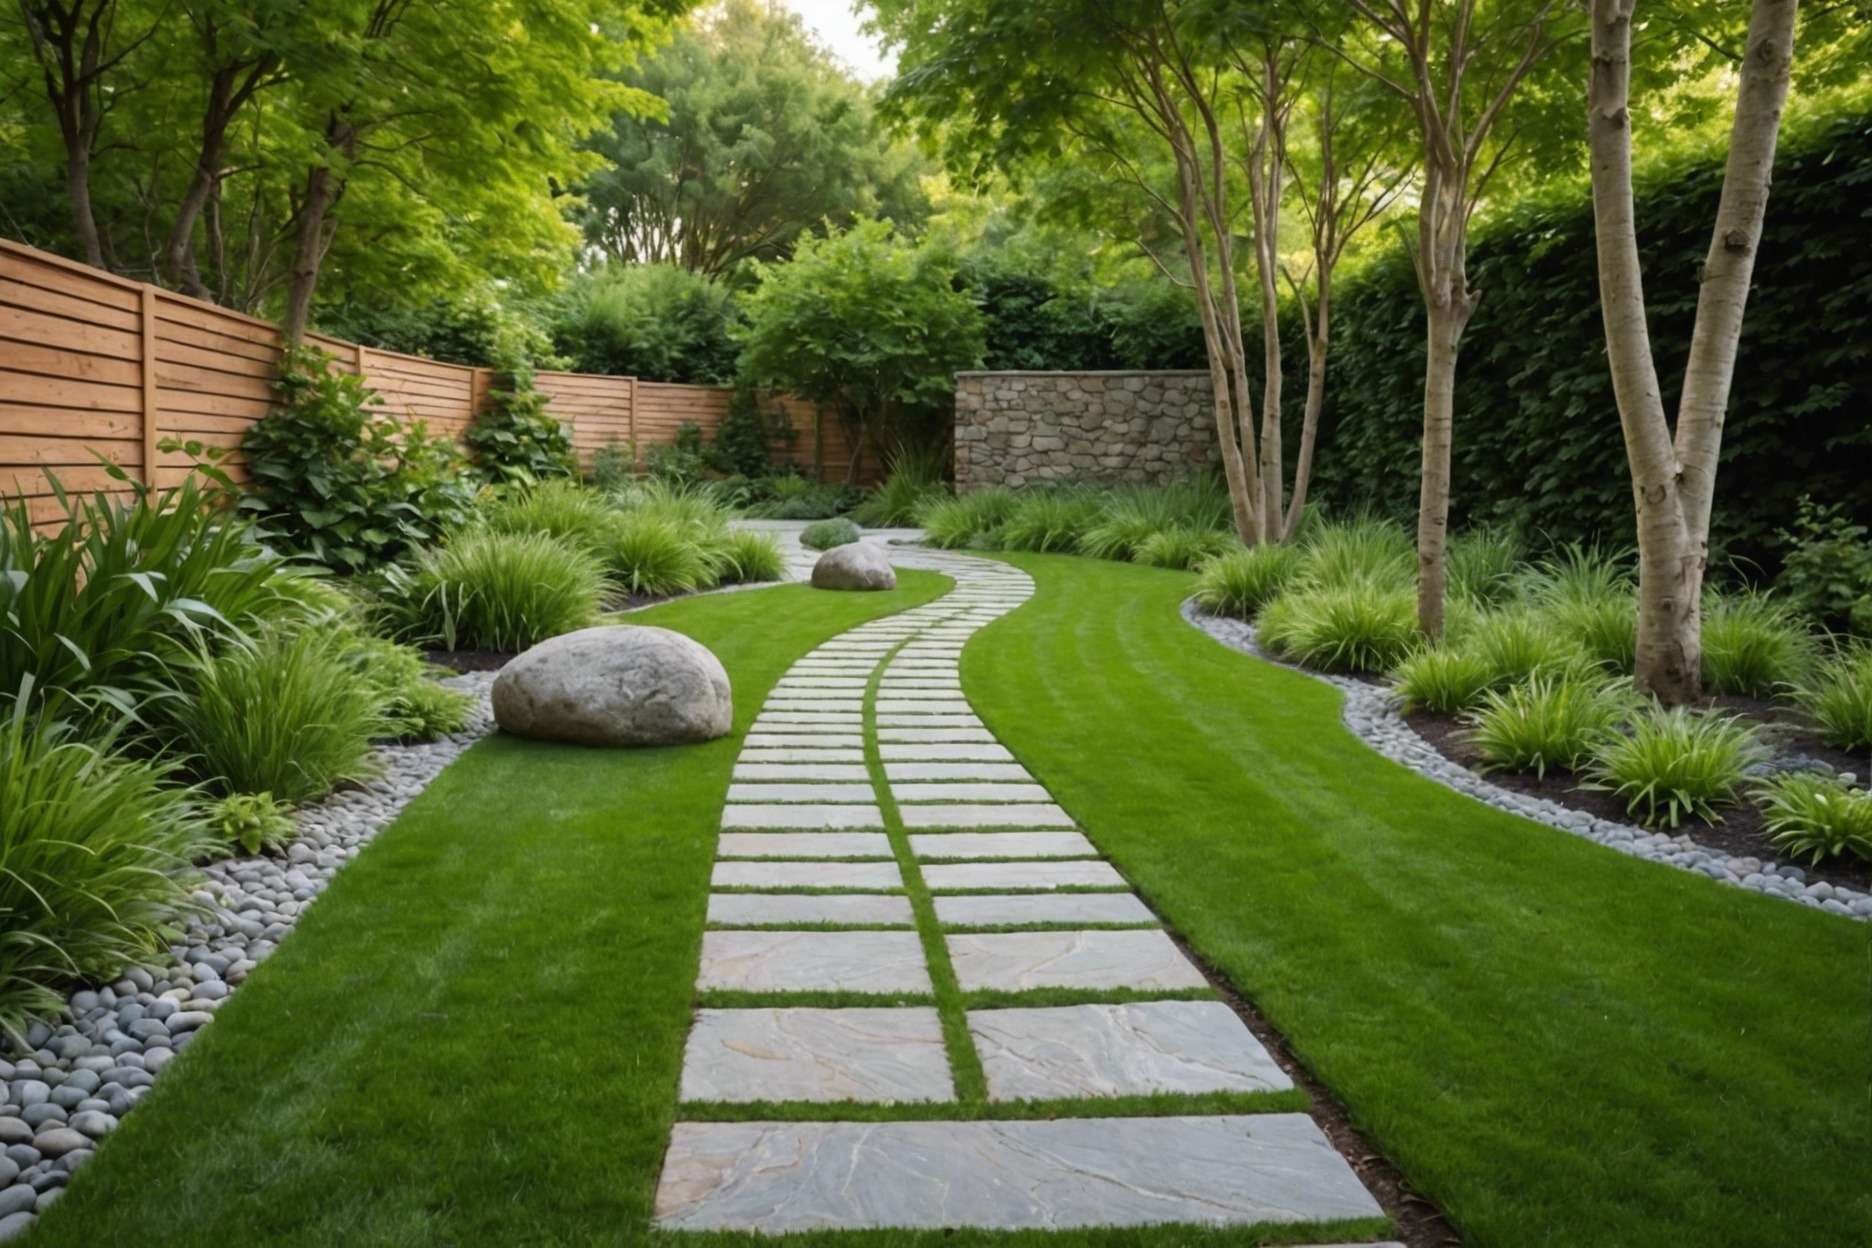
left=1588, top=0, right=1798, bottom=703
left=280, top=118, right=356, bottom=345
left=163, top=54, right=280, bottom=300
left=1412, top=164, right=1477, bottom=638
left=1284, top=276, right=1329, bottom=541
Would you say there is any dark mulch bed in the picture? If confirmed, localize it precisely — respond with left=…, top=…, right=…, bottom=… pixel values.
left=1405, top=699, right=1872, bottom=895
left=423, top=649, right=515, bottom=673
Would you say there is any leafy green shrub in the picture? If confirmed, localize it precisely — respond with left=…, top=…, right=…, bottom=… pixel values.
left=801, top=518, right=862, bottom=550
left=1773, top=497, right=1872, bottom=636
left=482, top=479, right=616, bottom=550
left=1, top=475, right=302, bottom=720
left=174, top=626, right=386, bottom=804
left=1467, top=610, right=1582, bottom=687
left=1754, top=772, right=1872, bottom=865
left=241, top=347, right=477, bottom=573
left=1079, top=481, right=1234, bottom=561
left=754, top=475, right=859, bottom=521
left=644, top=422, right=709, bottom=484
left=918, top=488, right=1017, bottom=549
left=1394, top=646, right=1499, bottom=714
left=337, top=631, right=472, bottom=740
left=607, top=512, right=720, bottom=595
left=1133, top=527, right=1235, bottom=570
left=1465, top=673, right=1632, bottom=776
left=852, top=443, right=947, bottom=527
left=0, top=710, right=210, bottom=1033
left=548, top=263, right=742, bottom=383
left=1586, top=706, right=1765, bottom=828
left=1193, top=545, right=1305, bottom=619
left=207, top=791, right=297, bottom=856
left=591, top=440, right=637, bottom=492
left=1700, top=592, right=1816, bottom=696
left=467, top=368, right=576, bottom=485
left=715, top=530, right=786, bottom=585
left=390, top=530, right=607, bottom=651
left=1256, top=583, right=1419, bottom=674
left=997, top=489, right=1104, bottom=553
left=1298, top=516, right=1414, bottom=590
left=1448, top=525, right=1522, bottom=606
left=1792, top=645, right=1872, bottom=751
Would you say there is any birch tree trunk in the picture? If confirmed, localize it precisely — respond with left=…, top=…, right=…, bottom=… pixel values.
left=1284, top=278, right=1329, bottom=541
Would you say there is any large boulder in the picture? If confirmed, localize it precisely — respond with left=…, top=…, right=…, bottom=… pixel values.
left=492, top=625, right=731, bottom=747
left=811, top=541, right=897, bottom=591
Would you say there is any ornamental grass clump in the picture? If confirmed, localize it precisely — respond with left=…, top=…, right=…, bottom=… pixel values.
left=995, top=489, right=1104, bottom=553
left=1464, top=672, right=1633, bottom=776
left=1394, top=645, right=1499, bottom=714
left=173, top=625, right=387, bottom=804
left=1255, top=583, right=1418, bottom=674
left=800, top=517, right=862, bottom=550
left=607, top=511, right=723, bottom=595
left=391, top=529, right=606, bottom=651
left=1700, top=592, right=1816, bottom=697
left=1132, top=526, right=1236, bottom=571
left=1585, top=705, right=1765, bottom=828
left=1297, top=516, right=1415, bottom=591
left=1792, top=645, right=1872, bottom=751
left=1467, top=609, right=1584, bottom=687
left=917, top=488, right=1016, bottom=549
left=480, top=478, right=617, bottom=550
left=714, top=530, right=786, bottom=584
left=1448, top=525, right=1522, bottom=606
left=1753, top=772, right=1872, bottom=865
left=1193, top=545, right=1304, bottom=619
left=1079, top=481, right=1232, bottom=562
left=850, top=443, right=947, bottom=527
left=0, top=707, right=211, bottom=1034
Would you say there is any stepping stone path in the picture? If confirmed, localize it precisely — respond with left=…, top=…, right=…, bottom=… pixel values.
left=659, top=544, right=1389, bottom=1237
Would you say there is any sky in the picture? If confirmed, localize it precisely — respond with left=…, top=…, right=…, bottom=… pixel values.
left=781, top=0, right=896, bottom=81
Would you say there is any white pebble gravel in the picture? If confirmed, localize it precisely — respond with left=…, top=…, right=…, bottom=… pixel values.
left=1182, top=601, right=1870, bottom=923
left=0, top=672, right=496, bottom=1236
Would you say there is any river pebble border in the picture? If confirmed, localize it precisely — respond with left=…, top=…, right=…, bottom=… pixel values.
left=1182, top=602, right=1872, bottom=922
left=0, top=672, right=498, bottom=1243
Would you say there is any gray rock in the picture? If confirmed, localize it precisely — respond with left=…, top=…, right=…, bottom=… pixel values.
left=0, top=1150, right=33, bottom=1172
left=492, top=625, right=732, bottom=747
left=0, top=1187, right=31, bottom=1219
left=68, top=1111, right=113, bottom=1140
left=18, top=1106, right=62, bottom=1130
left=0, top=1211, right=30, bottom=1243
left=811, top=542, right=897, bottom=592
left=29, top=1128, right=88, bottom=1159
left=32, top=1188, right=59, bottom=1214
left=0, top=1161, right=13, bottom=1189
left=0, top=1124, right=25, bottom=1150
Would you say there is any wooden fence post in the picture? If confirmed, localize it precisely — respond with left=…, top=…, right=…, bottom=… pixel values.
left=140, top=288, right=160, bottom=487
left=629, top=376, right=640, bottom=473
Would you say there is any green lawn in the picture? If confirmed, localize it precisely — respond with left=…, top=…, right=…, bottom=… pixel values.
left=960, top=553, right=1871, bottom=1248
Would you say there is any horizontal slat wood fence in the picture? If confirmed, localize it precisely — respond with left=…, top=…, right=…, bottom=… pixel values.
left=0, top=238, right=871, bottom=526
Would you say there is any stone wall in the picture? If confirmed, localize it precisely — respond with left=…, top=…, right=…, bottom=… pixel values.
left=953, top=371, right=1216, bottom=489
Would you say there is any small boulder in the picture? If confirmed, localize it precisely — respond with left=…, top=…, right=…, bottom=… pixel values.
left=492, top=625, right=732, bottom=747
left=811, top=542, right=897, bottom=592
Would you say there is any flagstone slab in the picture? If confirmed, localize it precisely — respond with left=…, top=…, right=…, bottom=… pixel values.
left=749, top=720, right=859, bottom=734
left=712, top=861, right=904, bottom=890
left=765, top=700, right=865, bottom=713
left=876, top=696, right=969, bottom=709
left=887, top=762, right=1034, bottom=782
left=733, top=763, right=870, bottom=782
left=933, top=892, right=1158, bottom=927
left=752, top=713, right=864, bottom=726
left=900, top=804, right=1074, bottom=829
left=716, top=833, right=892, bottom=859
left=893, top=782, right=1054, bottom=802
left=737, top=748, right=866, bottom=764
left=909, top=832, right=1097, bottom=860
left=707, top=892, right=914, bottom=927
left=654, top=1114, right=1382, bottom=1231
left=921, top=861, right=1128, bottom=892
left=968, top=1001, right=1292, bottom=1101
left=880, top=745, right=1012, bottom=762
left=727, top=782, right=878, bottom=803
left=876, top=714, right=986, bottom=728
left=697, top=930, right=931, bottom=993
left=679, top=1008, right=953, bottom=1104
left=744, top=734, right=865, bottom=749
left=947, top=930, right=1208, bottom=993
left=722, top=805, right=883, bottom=830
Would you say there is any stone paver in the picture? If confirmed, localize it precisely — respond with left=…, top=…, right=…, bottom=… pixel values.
left=921, top=860, right=1130, bottom=891
left=722, top=805, right=883, bottom=830
left=733, top=763, right=870, bottom=782
left=711, top=861, right=903, bottom=890
left=909, top=832, right=1098, bottom=860
left=947, top=930, right=1209, bottom=993
left=738, top=747, right=866, bottom=764
left=715, top=832, right=892, bottom=859
left=655, top=1115, right=1382, bottom=1231
left=969, top=1002, right=1292, bottom=1100
left=900, top=804, right=1075, bottom=829
left=893, top=782, right=1054, bottom=802
left=887, top=762, right=1034, bottom=782
left=707, top=892, right=914, bottom=927
left=680, top=1008, right=953, bottom=1104
left=697, top=931, right=931, bottom=993
left=726, top=782, right=877, bottom=803
left=880, top=743, right=1013, bottom=762
left=933, top=893, right=1158, bottom=927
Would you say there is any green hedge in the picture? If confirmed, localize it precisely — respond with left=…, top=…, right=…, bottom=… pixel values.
left=1306, top=112, right=1872, bottom=567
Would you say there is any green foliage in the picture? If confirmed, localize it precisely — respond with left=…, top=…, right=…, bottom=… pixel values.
left=1586, top=707, right=1765, bottom=828
left=207, top=791, right=297, bottom=857
left=606, top=513, right=719, bottom=596
left=388, top=530, right=607, bottom=651
left=644, top=423, right=709, bottom=484
left=317, top=288, right=561, bottom=369
left=1466, top=610, right=1584, bottom=687
left=741, top=474, right=859, bottom=520
left=1792, top=645, right=1872, bottom=751
left=738, top=219, right=985, bottom=452
left=548, top=265, right=743, bottom=382
left=241, top=348, right=477, bottom=574
left=1465, top=673, right=1633, bottom=777
left=1256, top=584, right=1419, bottom=675
left=1298, top=516, right=1416, bottom=591
left=1133, top=527, right=1235, bottom=570
left=481, top=479, right=617, bottom=550
left=850, top=444, right=948, bottom=527
left=1448, top=526, right=1523, bottom=606
left=336, top=631, right=473, bottom=741
left=591, top=441, right=637, bottom=492
left=996, top=489, right=1105, bottom=554
left=707, top=391, right=794, bottom=478
left=1192, top=545, right=1305, bottom=619
left=1773, top=497, right=1872, bottom=636
left=1754, top=772, right=1872, bottom=865
left=917, top=488, right=1018, bottom=549
left=1517, top=543, right=1639, bottom=670
left=1394, top=646, right=1500, bottom=715
left=1078, top=480, right=1233, bottom=561
left=801, top=518, right=862, bottom=551
left=467, top=371, right=576, bottom=486
left=1309, top=112, right=1872, bottom=567
left=962, top=258, right=1207, bottom=371
left=0, top=710, right=209, bottom=1034
left=0, top=474, right=301, bottom=721
left=714, top=531, right=786, bottom=585
left=173, top=626, right=386, bottom=805
left=1700, top=593, right=1817, bottom=697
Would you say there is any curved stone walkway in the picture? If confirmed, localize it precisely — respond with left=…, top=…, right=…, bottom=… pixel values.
left=655, top=546, right=1391, bottom=1237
